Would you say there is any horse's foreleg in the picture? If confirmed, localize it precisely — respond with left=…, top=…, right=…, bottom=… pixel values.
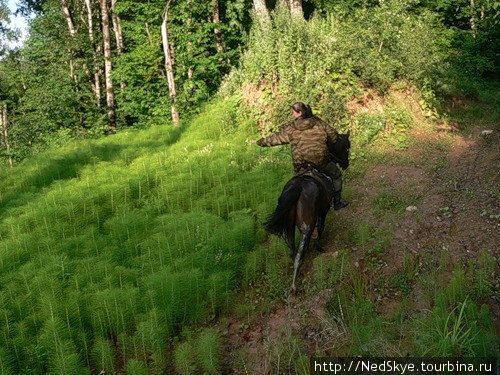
left=290, top=225, right=312, bottom=293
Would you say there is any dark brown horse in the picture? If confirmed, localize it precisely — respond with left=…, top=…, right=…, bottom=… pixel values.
left=264, top=132, right=351, bottom=292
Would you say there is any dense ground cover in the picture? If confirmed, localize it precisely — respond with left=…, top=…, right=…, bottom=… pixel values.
left=0, top=96, right=298, bottom=374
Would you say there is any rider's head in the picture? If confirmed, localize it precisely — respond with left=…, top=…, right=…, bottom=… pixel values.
left=291, top=102, right=313, bottom=119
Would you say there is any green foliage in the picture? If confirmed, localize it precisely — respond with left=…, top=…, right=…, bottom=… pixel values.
left=354, top=113, right=386, bottom=147
left=326, top=280, right=384, bottom=355
left=0, top=97, right=294, bottom=374
left=91, top=338, right=115, bottom=374
left=414, top=267, right=498, bottom=357
left=174, top=328, right=222, bottom=375
left=125, top=359, right=149, bottom=375
left=196, top=328, right=222, bottom=375
left=174, top=341, right=196, bottom=375
left=311, top=251, right=346, bottom=290
left=221, top=1, right=447, bottom=134
left=372, top=191, right=407, bottom=215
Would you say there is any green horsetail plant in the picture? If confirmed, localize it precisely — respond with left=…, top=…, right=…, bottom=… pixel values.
left=125, top=359, right=149, bottom=375
left=91, top=338, right=115, bottom=374
left=174, top=341, right=197, bottom=375
left=196, top=328, right=222, bottom=375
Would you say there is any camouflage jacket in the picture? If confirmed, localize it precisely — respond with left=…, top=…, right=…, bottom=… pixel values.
left=257, top=115, right=339, bottom=172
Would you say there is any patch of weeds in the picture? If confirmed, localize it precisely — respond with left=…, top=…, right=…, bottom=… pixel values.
left=365, top=241, right=386, bottom=268
left=414, top=294, right=498, bottom=357
left=354, top=113, right=386, bottom=147
left=389, top=273, right=412, bottom=297
left=430, top=156, right=449, bottom=173
left=444, top=265, right=466, bottom=307
left=174, top=328, right=222, bottom=375
left=383, top=105, right=414, bottom=150
left=326, top=271, right=385, bottom=355
left=417, top=268, right=440, bottom=308
left=242, top=245, right=267, bottom=287
left=402, top=252, right=419, bottom=281
left=468, top=251, right=496, bottom=299
left=373, top=192, right=406, bottom=215
left=439, top=206, right=452, bottom=219
left=392, top=297, right=413, bottom=324
left=264, top=326, right=306, bottom=374
left=349, top=224, right=373, bottom=246
left=413, top=264, right=499, bottom=357
left=311, top=251, right=347, bottom=291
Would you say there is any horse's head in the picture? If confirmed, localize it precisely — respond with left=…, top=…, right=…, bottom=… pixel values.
left=329, top=130, right=351, bottom=170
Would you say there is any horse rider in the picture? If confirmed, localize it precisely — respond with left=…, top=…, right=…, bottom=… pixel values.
left=252, top=102, right=348, bottom=210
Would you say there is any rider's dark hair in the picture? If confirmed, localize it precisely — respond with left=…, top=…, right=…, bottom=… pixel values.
left=291, top=102, right=313, bottom=118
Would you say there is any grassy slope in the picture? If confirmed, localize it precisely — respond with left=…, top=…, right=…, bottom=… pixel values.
left=0, top=96, right=296, bottom=374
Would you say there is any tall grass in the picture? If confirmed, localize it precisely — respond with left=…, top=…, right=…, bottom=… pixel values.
left=0, top=97, right=291, bottom=374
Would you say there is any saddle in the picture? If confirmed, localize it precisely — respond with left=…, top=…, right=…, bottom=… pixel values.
left=297, top=163, right=335, bottom=202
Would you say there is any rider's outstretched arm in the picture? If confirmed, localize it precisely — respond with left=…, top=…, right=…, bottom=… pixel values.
left=256, top=127, right=291, bottom=147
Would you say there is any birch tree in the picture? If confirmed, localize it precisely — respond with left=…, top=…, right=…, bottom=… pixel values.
left=0, top=103, right=13, bottom=167
left=252, top=0, right=270, bottom=27
left=289, top=0, right=303, bottom=18
left=161, top=0, right=179, bottom=126
left=101, top=0, right=116, bottom=131
left=84, top=0, right=101, bottom=106
left=111, top=0, right=125, bottom=90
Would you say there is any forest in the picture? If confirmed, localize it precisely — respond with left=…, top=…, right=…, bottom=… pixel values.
left=0, top=0, right=499, bottom=374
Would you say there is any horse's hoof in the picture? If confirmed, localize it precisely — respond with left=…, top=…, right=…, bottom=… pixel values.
left=289, top=285, right=296, bottom=295
left=317, top=246, right=325, bottom=253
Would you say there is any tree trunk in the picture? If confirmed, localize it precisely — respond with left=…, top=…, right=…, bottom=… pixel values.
left=100, top=0, right=116, bottom=132
left=212, top=0, right=224, bottom=62
left=84, top=0, right=101, bottom=107
left=1, top=103, right=13, bottom=168
left=145, top=22, right=153, bottom=46
left=61, top=0, right=78, bottom=85
left=161, top=1, right=180, bottom=127
left=61, top=0, right=76, bottom=36
left=111, top=0, right=125, bottom=91
left=252, top=0, right=270, bottom=27
left=289, top=0, right=303, bottom=18
left=470, top=0, right=476, bottom=37
left=275, top=0, right=288, bottom=9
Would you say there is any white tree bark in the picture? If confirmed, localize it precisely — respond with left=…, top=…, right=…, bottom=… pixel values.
left=61, top=0, right=76, bottom=36
left=84, top=0, right=101, bottom=106
left=470, top=0, right=476, bottom=37
left=100, top=0, right=116, bottom=131
left=1, top=103, right=13, bottom=168
left=252, top=0, right=270, bottom=27
left=289, top=0, right=303, bottom=18
left=110, top=0, right=124, bottom=54
left=111, top=0, right=125, bottom=91
left=212, top=0, right=224, bottom=59
left=161, top=1, right=180, bottom=127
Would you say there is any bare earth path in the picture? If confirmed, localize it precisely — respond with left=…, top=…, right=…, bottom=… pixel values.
left=219, top=120, right=499, bottom=374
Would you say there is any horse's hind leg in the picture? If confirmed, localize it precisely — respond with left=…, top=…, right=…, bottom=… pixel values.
left=286, top=206, right=296, bottom=258
left=315, top=211, right=327, bottom=253
left=290, top=225, right=312, bottom=293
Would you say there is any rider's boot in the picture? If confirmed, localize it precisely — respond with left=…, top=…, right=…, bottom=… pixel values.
left=333, top=190, right=348, bottom=210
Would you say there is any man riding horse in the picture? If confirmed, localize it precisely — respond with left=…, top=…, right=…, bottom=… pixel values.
left=253, top=102, right=348, bottom=210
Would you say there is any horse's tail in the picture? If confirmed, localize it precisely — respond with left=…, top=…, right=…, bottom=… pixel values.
left=264, top=178, right=302, bottom=237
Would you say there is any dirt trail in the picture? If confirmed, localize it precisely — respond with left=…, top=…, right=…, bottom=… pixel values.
left=220, top=123, right=499, bottom=374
